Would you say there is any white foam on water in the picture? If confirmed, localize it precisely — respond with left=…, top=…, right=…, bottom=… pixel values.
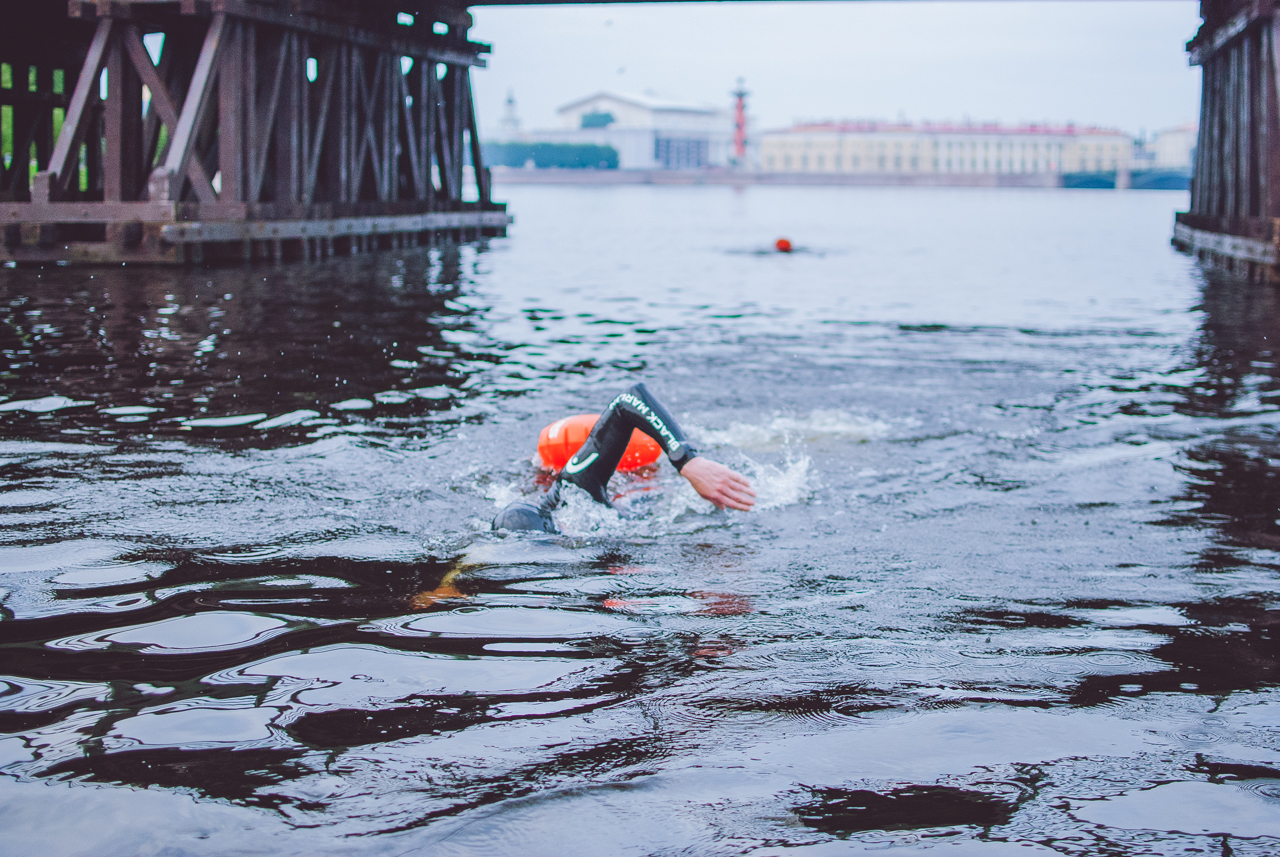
left=551, top=483, right=640, bottom=537
left=254, top=409, right=321, bottom=429
left=330, top=398, right=374, bottom=411
left=0, top=396, right=93, bottom=413
left=743, top=452, right=815, bottom=510
left=409, top=386, right=454, bottom=400
left=644, top=476, right=717, bottom=525
left=306, top=423, right=378, bottom=438
left=458, top=542, right=585, bottom=568
left=100, top=406, right=161, bottom=416
left=181, top=413, right=268, bottom=428
left=691, top=409, right=889, bottom=451
left=485, top=481, right=529, bottom=509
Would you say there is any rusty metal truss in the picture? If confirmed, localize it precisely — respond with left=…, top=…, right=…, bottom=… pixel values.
left=0, top=1, right=509, bottom=264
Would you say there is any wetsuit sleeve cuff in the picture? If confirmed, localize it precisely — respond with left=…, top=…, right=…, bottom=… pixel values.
left=670, top=445, right=699, bottom=472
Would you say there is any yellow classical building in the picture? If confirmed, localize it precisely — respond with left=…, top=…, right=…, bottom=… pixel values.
left=759, top=121, right=1133, bottom=176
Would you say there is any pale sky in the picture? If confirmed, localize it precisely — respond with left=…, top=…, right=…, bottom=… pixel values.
left=468, top=1, right=1203, bottom=138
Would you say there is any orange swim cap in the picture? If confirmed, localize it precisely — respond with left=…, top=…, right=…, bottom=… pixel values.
left=537, top=414, right=661, bottom=472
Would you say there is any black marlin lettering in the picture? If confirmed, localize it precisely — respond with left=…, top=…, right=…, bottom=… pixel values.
left=613, top=393, right=682, bottom=452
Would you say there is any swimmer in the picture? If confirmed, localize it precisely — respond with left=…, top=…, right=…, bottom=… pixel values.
left=494, top=382, right=755, bottom=532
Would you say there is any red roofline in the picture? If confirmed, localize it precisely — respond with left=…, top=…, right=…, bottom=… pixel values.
left=771, top=121, right=1129, bottom=137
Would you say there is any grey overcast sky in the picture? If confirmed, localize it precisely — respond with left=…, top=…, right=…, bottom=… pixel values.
left=468, top=1, right=1203, bottom=137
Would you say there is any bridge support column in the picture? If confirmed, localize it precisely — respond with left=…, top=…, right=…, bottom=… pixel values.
left=1175, top=4, right=1280, bottom=281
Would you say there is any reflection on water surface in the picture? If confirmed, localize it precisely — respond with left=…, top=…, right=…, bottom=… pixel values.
left=2, top=187, right=1280, bottom=855
left=0, top=248, right=488, bottom=444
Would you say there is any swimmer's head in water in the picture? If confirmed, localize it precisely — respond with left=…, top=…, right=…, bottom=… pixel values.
left=493, top=502, right=558, bottom=534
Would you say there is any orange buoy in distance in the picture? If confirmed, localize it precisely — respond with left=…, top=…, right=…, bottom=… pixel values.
left=537, top=414, right=662, bottom=472
left=775, top=238, right=793, bottom=253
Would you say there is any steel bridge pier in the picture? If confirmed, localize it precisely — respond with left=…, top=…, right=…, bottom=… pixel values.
left=0, top=1, right=509, bottom=265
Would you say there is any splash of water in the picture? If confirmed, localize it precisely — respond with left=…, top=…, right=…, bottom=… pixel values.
left=484, top=480, right=529, bottom=510
left=475, top=409, right=863, bottom=537
left=743, top=452, right=815, bottom=510
left=483, top=455, right=815, bottom=538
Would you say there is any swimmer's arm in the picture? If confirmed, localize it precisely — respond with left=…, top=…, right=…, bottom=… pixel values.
left=681, top=456, right=756, bottom=511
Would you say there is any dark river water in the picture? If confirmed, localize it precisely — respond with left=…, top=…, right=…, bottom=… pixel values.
left=2, top=185, right=1279, bottom=855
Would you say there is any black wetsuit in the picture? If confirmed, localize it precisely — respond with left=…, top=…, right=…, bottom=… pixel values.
left=493, top=382, right=700, bottom=532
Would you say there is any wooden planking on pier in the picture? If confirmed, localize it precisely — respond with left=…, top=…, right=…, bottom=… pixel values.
left=1176, top=0, right=1280, bottom=280
left=0, top=0, right=508, bottom=264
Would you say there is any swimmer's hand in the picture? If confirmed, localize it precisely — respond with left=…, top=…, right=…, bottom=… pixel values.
left=681, top=457, right=755, bottom=511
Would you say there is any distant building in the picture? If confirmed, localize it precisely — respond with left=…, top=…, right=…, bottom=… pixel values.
left=758, top=121, right=1134, bottom=177
left=522, top=92, right=735, bottom=170
left=1150, top=124, right=1197, bottom=170
left=497, top=90, right=522, bottom=142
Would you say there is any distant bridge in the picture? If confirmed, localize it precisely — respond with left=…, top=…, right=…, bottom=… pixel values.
left=0, top=1, right=1250, bottom=272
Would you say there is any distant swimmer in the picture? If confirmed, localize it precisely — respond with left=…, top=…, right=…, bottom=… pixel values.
left=493, top=382, right=755, bottom=533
